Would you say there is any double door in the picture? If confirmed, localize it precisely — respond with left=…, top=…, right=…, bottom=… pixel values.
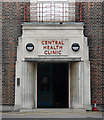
left=38, top=63, right=68, bottom=108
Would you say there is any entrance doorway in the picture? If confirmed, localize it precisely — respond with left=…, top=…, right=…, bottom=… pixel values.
left=37, top=63, right=68, bottom=108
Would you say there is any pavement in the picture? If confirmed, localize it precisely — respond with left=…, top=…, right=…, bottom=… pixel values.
left=1, top=109, right=104, bottom=119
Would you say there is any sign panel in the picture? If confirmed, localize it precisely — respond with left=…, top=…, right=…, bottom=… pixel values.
left=38, top=40, right=68, bottom=55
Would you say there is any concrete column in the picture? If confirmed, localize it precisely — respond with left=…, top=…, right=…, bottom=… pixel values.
left=83, top=61, right=91, bottom=109
left=15, top=37, right=22, bottom=109
left=21, top=62, right=35, bottom=109
left=70, top=62, right=84, bottom=108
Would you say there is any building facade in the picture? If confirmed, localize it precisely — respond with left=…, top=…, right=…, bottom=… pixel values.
left=15, top=22, right=90, bottom=109
left=1, top=0, right=104, bottom=111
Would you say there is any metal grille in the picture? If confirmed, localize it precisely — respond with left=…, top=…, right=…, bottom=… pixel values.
left=29, top=1, right=75, bottom=22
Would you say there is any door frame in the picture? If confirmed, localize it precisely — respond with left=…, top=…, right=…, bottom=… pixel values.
left=68, top=63, right=70, bottom=108
left=35, top=62, right=70, bottom=108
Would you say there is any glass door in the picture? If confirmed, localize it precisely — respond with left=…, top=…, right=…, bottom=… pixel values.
left=38, top=63, right=52, bottom=107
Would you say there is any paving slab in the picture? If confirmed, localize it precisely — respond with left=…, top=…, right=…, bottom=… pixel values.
left=1, top=109, right=103, bottom=119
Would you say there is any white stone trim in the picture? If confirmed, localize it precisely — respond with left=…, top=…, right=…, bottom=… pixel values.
left=34, top=63, right=38, bottom=108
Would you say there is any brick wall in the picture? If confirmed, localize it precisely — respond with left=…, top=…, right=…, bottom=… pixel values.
left=2, top=2, right=30, bottom=105
left=75, top=2, right=103, bottom=105
left=0, top=1, right=2, bottom=105
left=102, top=2, right=104, bottom=107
